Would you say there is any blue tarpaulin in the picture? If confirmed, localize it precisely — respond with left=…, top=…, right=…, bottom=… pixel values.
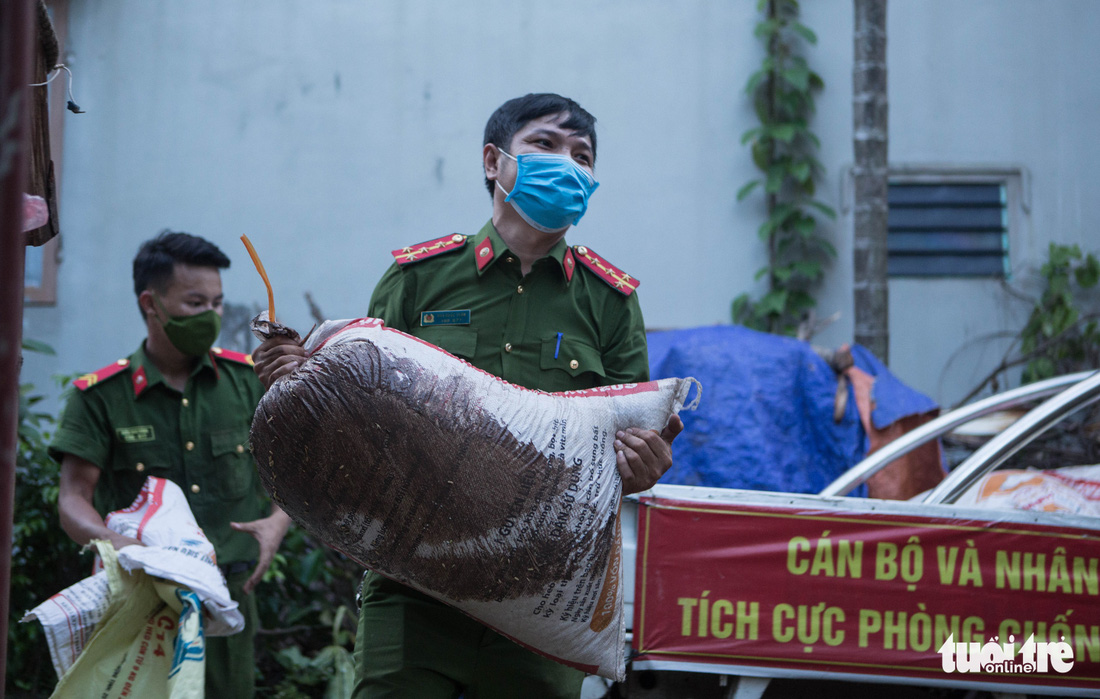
left=647, top=325, right=938, bottom=496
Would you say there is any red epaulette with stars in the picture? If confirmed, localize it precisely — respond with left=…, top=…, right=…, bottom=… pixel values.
left=391, top=234, right=468, bottom=266
left=211, top=347, right=255, bottom=366
left=73, top=358, right=131, bottom=391
left=572, top=245, right=640, bottom=296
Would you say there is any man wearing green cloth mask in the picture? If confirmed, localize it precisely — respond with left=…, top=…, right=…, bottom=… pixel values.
left=52, top=231, right=291, bottom=698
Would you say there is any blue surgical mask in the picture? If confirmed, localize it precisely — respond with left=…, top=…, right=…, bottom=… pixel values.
left=497, top=149, right=599, bottom=233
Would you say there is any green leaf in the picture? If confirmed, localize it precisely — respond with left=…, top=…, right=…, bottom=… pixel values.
left=21, top=338, right=55, bottom=355
left=791, top=22, right=817, bottom=44
left=774, top=265, right=794, bottom=282
left=754, top=19, right=780, bottom=38
left=771, top=203, right=798, bottom=227
left=809, top=200, right=837, bottom=219
left=745, top=69, right=768, bottom=95
left=1048, top=275, right=1069, bottom=298
left=737, top=180, right=762, bottom=202
left=1061, top=305, right=1080, bottom=332
left=752, top=141, right=771, bottom=171
left=325, top=647, right=356, bottom=699
left=732, top=294, right=753, bottom=324
left=802, top=155, right=825, bottom=172
left=765, top=166, right=785, bottom=193
left=275, top=646, right=312, bottom=670
left=1075, top=253, right=1099, bottom=288
left=782, top=67, right=810, bottom=92
left=1058, top=243, right=1082, bottom=265
left=754, top=97, right=771, bottom=124
left=298, top=547, right=326, bottom=585
left=794, top=260, right=822, bottom=280
left=757, top=289, right=789, bottom=316
left=770, top=123, right=797, bottom=142
left=1032, top=357, right=1057, bottom=380
left=740, top=127, right=763, bottom=146
left=790, top=161, right=811, bottom=182
left=795, top=216, right=816, bottom=236
left=754, top=266, right=770, bottom=281
left=758, top=219, right=778, bottom=241
left=789, top=290, right=817, bottom=313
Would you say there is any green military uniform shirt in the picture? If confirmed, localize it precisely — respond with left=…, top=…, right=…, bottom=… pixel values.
left=354, top=220, right=651, bottom=697
left=50, top=343, right=269, bottom=564
left=368, top=219, right=650, bottom=391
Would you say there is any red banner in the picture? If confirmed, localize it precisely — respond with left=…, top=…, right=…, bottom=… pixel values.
left=633, top=497, right=1100, bottom=693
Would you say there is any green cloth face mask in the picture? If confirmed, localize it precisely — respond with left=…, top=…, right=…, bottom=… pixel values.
left=154, top=295, right=221, bottom=357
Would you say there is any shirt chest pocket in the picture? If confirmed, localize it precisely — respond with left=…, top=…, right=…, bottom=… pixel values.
left=210, top=428, right=254, bottom=500
left=538, top=335, right=606, bottom=391
left=415, top=326, right=478, bottom=360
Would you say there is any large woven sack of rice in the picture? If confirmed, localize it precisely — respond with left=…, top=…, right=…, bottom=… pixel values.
left=250, top=316, right=699, bottom=680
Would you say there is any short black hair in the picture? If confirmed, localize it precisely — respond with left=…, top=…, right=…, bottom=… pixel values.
left=132, top=230, right=230, bottom=307
left=482, top=93, right=597, bottom=198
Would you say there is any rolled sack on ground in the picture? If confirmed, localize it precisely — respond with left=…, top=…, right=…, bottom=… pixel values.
left=249, top=315, right=700, bottom=680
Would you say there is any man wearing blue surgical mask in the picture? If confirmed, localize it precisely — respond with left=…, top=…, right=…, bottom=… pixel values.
left=254, top=93, right=682, bottom=698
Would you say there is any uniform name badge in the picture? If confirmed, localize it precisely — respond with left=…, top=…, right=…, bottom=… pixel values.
left=116, top=425, right=156, bottom=443
left=420, top=310, right=471, bottom=326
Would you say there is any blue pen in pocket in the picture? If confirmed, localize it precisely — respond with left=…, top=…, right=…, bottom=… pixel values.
left=554, top=332, right=563, bottom=359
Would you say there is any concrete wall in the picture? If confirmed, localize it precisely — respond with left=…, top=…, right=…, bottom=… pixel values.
left=22, top=0, right=1100, bottom=413
left=856, top=0, right=1100, bottom=407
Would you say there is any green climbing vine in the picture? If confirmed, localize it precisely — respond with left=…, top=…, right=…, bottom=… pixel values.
left=1020, top=243, right=1099, bottom=382
left=955, top=243, right=1100, bottom=406
left=733, top=0, right=836, bottom=336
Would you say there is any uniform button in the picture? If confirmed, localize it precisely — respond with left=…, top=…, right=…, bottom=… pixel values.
left=191, top=484, right=200, bottom=494
left=570, top=359, right=579, bottom=369
left=506, top=256, right=515, bottom=264
left=451, top=234, right=464, bottom=243
left=135, top=463, right=145, bottom=472
left=517, top=285, right=525, bottom=294
left=576, top=246, right=589, bottom=256
left=504, top=343, right=513, bottom=353
left=116, top=359, right=128, bottom=366
left=185, top=441, right=195, bottom=451
left=181, top=398, right=189, bottom=407
left=236, top=444, right=245, bottom=454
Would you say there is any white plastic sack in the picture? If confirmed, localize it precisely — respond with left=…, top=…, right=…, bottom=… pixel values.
left=955, top=464, right=1100, bottom=516
left=22, top=570, right=111, bottom=677
left=100, top=477, right=242, bottom=636
left=37, top=542, right=205, bottom=699
left=251, top=317, right=700, bottom=680
left=24, top=477, right=243, bottom=679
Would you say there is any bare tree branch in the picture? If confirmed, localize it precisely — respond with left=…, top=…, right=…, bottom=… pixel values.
left=953, top=312, right=1100, bottom=408
left=304, top=292, right=326, bottom=325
